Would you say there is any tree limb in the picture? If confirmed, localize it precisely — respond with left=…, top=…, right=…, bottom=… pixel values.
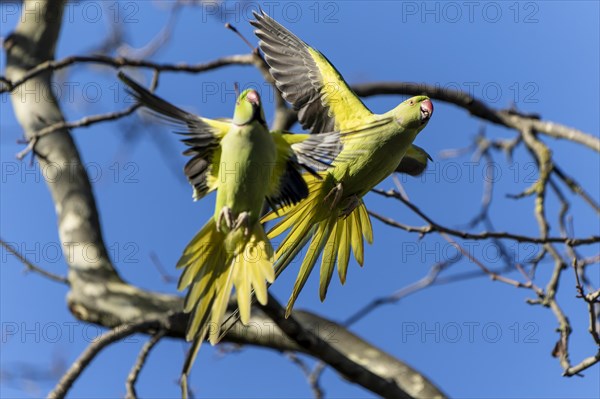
left=261, top=294, right=445, bottom=399
left=369, top=190, right=599, bottom=246
left=1, top=53, right=255, bottom=94
left=352, top=82, right=599, bottom=152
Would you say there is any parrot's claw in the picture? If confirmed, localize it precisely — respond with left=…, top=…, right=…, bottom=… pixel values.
left=234, top=212, right=251, bottom=236
left=341, top=195, right=360, bottom=217
left=217, top=207, right=234, bottom=232
left=323, top=182, right=343, bottom=209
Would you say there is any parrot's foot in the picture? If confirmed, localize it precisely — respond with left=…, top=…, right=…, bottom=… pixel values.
left=340, top=195, right=360, bottom=217
left=323, top=182, right=343, bottom=209
left=234, top=212, right=251, bottom=236
left=217, top=206, right=234, bottom=232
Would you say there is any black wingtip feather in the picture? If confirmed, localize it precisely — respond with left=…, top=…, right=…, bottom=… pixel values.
left=118, top=71, right=222, bottom=202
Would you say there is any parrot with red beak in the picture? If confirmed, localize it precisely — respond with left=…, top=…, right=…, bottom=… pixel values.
left=252, top=11, right=435, bottom=316
left=119, top=72, right=346, bottom=383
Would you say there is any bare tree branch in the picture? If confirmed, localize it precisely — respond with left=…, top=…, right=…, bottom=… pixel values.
left=369, top=190, right=599, bottom=246
left=0, top=238, right=68, bottom=284
left=15, top=71, right=159, bottom=160
left=352, top=82, right=599, bottom=152
left=120, top=1, right=184, bottom=59
left=564, top=351, right=600, bottom=377
left=572, top=256, right=600, bottom=347
left=344, top=258, right=458, bottom=327
left=260, top=294, right=446, bottom=399
left=553, top=164, right=600, bottom=214
left=1, top=53, right=255, bottom=94
left=48, top=319, right=166, bottom=399
left=125, top=329, right=167, bottom=399
left=374, top=141, right=599, bottom=378
left=4, top=56, right=597, bottom=157
left=284, top=353, right=325, bottom=399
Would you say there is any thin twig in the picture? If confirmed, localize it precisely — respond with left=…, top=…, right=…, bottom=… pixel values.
left=125, top=329, right=167, bottom=399
left=15, top=71, right=160, bottom=160
left=344, top=258, right=458, bottom=327
left=440, top=233, right=537, bottom=291
left=368, top=192, right=599, bottom=246
left=553, top=164, right=600, bottom=214
left=149, top=251, right=177, bottom=284
left=0, top=238, right=68, bottom=284
left=48, top=319, right=166, bottom=399
left=563, top=351, right=600, bottom=377
left=121, top=1, right=184, bottom=60
left=572, top=254, right=600, bottom=347
left=518, top=128, right=576, bottom=373
left=284, top=353, right=325, bottom=399
left=36, top=105, right=139, bottom=139
left=0, top=54, right=255, bottom=94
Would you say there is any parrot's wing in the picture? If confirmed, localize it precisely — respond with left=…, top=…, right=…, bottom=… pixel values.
left=251, top=11, right=373, bottom=133
left=267, top=131, right=344, bottom=209
left=118, top=72, right=229, bottom=200
left=266, top=153, right=308, bottom=210
left=395, top=144, right=432, bottom=176
left=280, top=131, right=344, bottom=171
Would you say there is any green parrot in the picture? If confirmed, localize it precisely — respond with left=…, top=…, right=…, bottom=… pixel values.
left=118, top=72, right=344, bottom=356
left=251, top=11, right=435, bottom=316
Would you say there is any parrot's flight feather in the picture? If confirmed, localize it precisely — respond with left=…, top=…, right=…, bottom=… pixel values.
left=118, top=72, right=228, bottom=201
left=251, top=11, right=373, bottom=133
left=119, top=72, right=345, bottom=209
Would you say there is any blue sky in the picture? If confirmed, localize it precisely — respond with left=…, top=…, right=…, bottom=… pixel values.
left=1, top=1, right=599, bottom=398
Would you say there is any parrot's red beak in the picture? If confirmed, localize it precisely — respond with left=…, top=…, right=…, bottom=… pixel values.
left=420, top=99, right=433, bottom=122
left=246, top=90, right=260, bottom=106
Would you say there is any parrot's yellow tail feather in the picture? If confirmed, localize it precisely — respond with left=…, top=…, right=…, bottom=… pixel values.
left=284, top=218, right=333, bottom=317
left=229, top=225, right=274, bottom=329
left=267, top=173, right=374, bottom=316
left=177, top=218, right=274, bottom=347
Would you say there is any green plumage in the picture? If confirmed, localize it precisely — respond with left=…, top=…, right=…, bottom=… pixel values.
left=253, top=11, right=435, bottom=315
left=118, top=72, right=345, bottom=377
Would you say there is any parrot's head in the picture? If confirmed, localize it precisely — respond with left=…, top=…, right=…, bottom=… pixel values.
left=393, top=96, right=434, bottom=131
left=233, top=89, right=267, bottom=126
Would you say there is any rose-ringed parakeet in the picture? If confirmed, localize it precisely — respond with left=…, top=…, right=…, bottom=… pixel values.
left=251, top=11, right=435, bottom=316
left=118, top=72, right=344, bottom=373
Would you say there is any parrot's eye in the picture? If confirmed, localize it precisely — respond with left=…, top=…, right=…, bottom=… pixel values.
left=408, top=100, right=414, bottom=106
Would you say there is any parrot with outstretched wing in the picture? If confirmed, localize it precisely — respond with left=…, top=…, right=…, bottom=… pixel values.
left=251, top=11, right=435, bottom=316
left=118, top=72, right=345, bottom=379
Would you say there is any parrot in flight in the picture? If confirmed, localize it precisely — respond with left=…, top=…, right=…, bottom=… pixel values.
left=251, top=11, right=435, bottom=316
left=118, top=72, right=345, bottom=373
